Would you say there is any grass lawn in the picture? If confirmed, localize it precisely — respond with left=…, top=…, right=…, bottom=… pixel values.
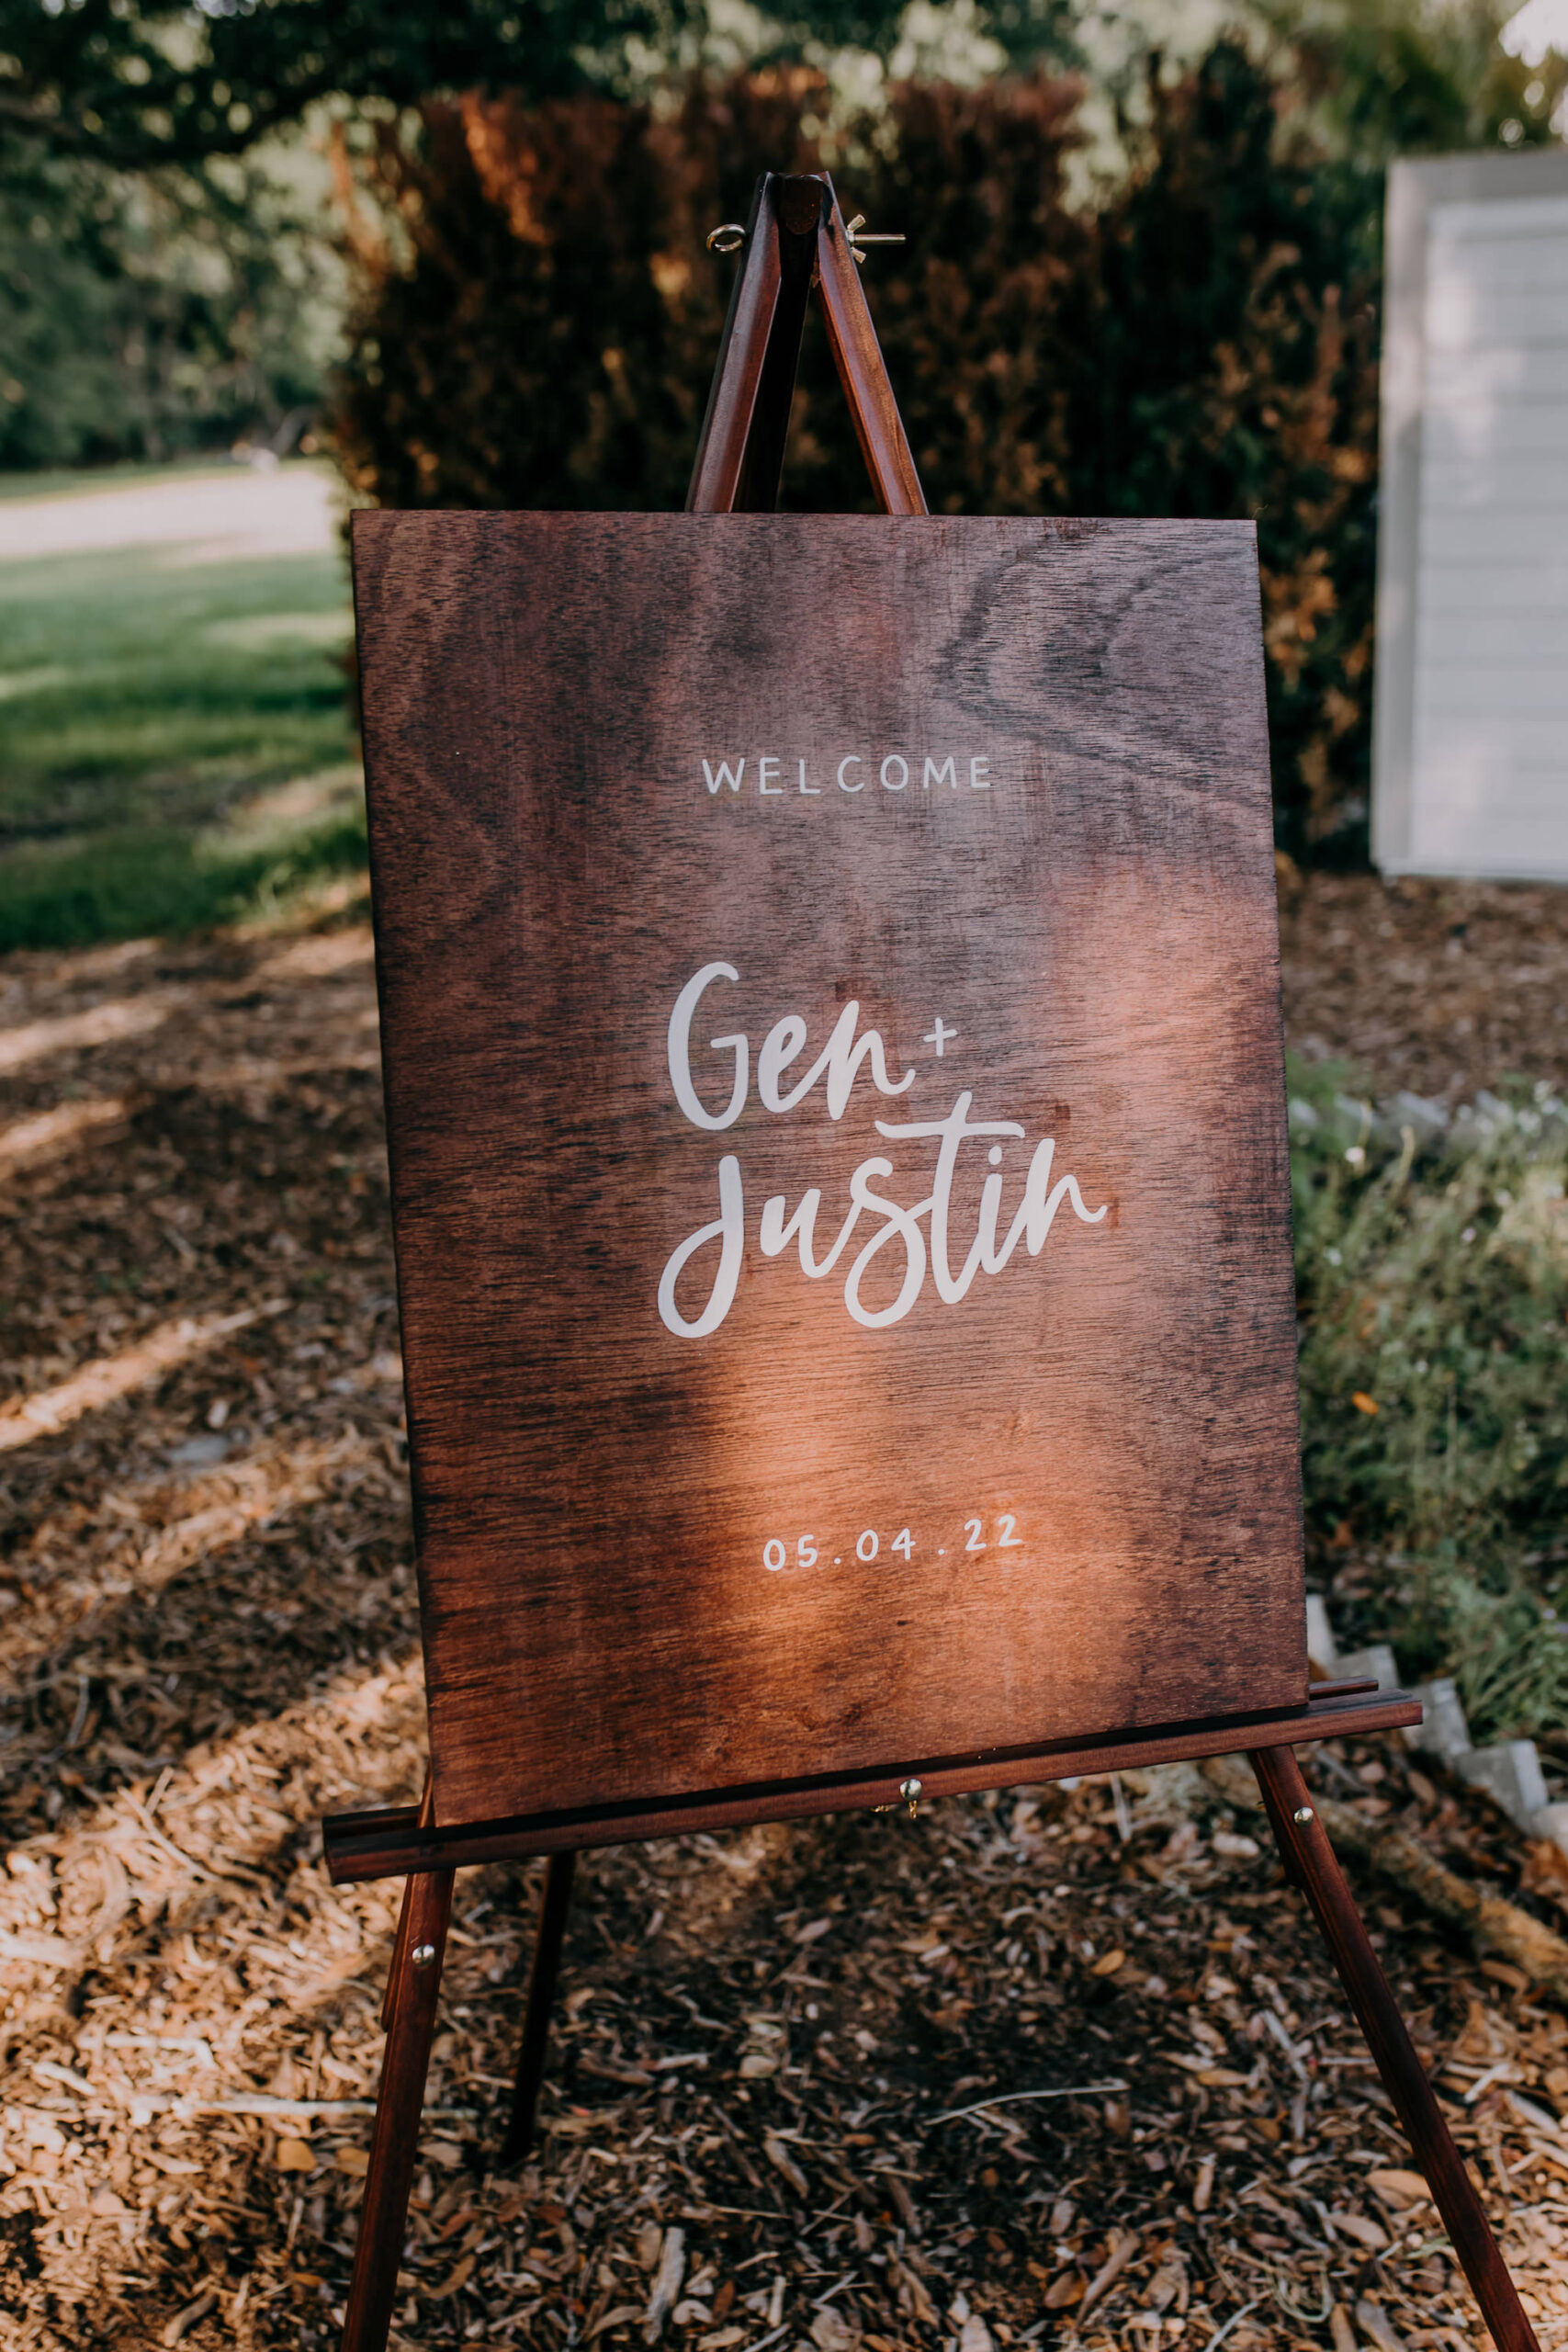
left=0, top=519, right=363, bottom=948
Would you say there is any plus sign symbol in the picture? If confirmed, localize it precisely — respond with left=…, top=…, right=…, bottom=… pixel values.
left=923, top=1016, right=957, bottom=1057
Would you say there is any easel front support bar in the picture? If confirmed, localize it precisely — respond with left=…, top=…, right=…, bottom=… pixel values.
left=1252, top=1746, right=1540, bottom=2352
left=324, top=1687, right=1417, bottom=1884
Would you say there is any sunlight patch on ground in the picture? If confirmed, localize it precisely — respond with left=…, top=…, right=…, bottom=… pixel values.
left=0, top=1094, right=130, bottom=1173
left=217, top=763, right=362, bottom=846
left=254, top=925, right=375, bottom=982
left=203, top=611, right=352, bottom=650
left=0, top=1301, right=288, bottom=1453
left=130, top=1437, right=335, bottom=1586
left=0, top=989, right=180, bottom=1074
left=0, top=665, right=70, bottom=701
left=0, top=1648, right=423, bottom=1992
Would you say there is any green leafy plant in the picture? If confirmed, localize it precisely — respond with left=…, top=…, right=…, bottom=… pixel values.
left=1291, top=1057, right=1568, bottom=1742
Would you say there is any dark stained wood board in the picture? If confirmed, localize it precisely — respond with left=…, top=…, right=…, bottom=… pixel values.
left=350, top=511, right=1303, bottom=1830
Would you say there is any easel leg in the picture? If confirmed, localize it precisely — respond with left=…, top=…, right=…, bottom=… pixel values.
left=341, top=1867, right=454, bottom=2352
left=379, top=1769, right=435, bottom=2036
left=1251, top=1745, right=1539, bottom=2352
left=502, top=1849, right=577, bottom=2165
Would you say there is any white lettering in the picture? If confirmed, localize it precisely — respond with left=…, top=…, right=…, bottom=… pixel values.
left=843, top=1159, right=931, bottom=1328
left=697, top=753, right=991, bottom=804
left=667, top=962, right=748, bottom=1131
left=875, top=1092, right=1023, bottom=1302
left=989, top=1136, right=1108, bottom=1261
left=759, top=1186, right=861, bottom=1276
left=656, top=969, right=1107, bottom=1339
left=658, top=1154, right=744, bottom=1336
left=769, top=1000, right=915, bottom=1121
left=757, top=1015, right=807, bottom=1111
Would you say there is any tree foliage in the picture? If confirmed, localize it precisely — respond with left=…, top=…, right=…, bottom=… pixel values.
left=328, top=46, right=1385, bottom=858
left=0, top=0, right=695, bottom=172
left=0, top=141, right=334, bottom=466
left=1273, top=0, right=1568, bottom=164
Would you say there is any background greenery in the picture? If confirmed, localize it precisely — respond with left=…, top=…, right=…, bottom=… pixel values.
left=1292, top=1061, right=1568, bottom=1758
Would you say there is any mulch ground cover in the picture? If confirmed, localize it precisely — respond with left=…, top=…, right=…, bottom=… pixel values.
left=1, top=870, right=1566, bottom=2352
left=1276, top=870, right=1568, bottom=1104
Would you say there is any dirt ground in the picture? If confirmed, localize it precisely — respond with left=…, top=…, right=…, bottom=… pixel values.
left=2, top=871, right=1567, bottom=2352
left=1276, top=871, right=1568, bottom=1105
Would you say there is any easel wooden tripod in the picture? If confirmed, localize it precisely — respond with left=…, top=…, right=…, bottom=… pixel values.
left=332, top=172, right=1540, bottom=2352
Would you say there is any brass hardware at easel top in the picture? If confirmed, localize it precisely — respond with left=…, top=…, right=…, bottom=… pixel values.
left=705, top=211, right=905, bottom=265
left=845, top=213, right=905, bottom=264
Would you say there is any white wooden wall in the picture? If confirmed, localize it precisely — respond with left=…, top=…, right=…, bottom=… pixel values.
left=1373, top=153, right=1568, bottom=880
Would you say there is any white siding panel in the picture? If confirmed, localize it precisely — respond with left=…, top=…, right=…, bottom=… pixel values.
left=1426, top=401, right=1568, bottom=459
left=1423, top=454, right=1568, bottom=510
left=1426, top=345, right=1568, bottom=403
left=1418, top=610, right=1568, bottom=663
left=1427, top=234, right=1568, bottom=290
left=1425, top=193, right=1568, bottom=239
left=1427, top=289, right=1568, bottom=348
left=1399, top=187, right=1568, bottom=876
left=1420, top=509, right=1568, bottom=562
left=1419, top=558, right=1568, bottom=611
left=1416, top=673, right=1568, bottom=723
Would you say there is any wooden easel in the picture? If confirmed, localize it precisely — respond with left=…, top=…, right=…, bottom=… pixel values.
left=331, top=173, right=1540, bottom=2352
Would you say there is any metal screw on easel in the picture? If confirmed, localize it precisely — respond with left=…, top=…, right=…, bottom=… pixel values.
left=705, top=214, right=905, bottom=265
left=411, top=1942, right=437, bottom=1969
left=1293, top=1806, right=1314, bottom=1826
left=900, top=1777, right=922, bottom=1817
left=844, top=214, right=905, bottom=266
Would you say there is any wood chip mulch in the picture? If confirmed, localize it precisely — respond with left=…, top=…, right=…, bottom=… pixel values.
left=1276, top=868, right=1568, bottom=1105
left=1, top=873, right=1566, bottom=2352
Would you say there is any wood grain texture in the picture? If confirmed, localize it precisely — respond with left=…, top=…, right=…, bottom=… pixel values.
left=351, top=510, right=1303, bottom=1829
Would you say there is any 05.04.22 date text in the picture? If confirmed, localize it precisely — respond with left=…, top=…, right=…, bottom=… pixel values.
left=761, top=1516, right=1023, bottom=1572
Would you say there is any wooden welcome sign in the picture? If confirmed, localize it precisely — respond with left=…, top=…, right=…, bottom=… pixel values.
left=356, top=504, right=1303, bottom=1825
left=325, top=174, right=1536, bottom=2352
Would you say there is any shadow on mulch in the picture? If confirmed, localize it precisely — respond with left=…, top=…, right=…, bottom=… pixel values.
left=0, top=888, right=1563, bottom=2350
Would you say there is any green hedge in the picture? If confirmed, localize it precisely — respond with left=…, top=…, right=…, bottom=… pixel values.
left=330, top=44, right=1381, bottom=860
